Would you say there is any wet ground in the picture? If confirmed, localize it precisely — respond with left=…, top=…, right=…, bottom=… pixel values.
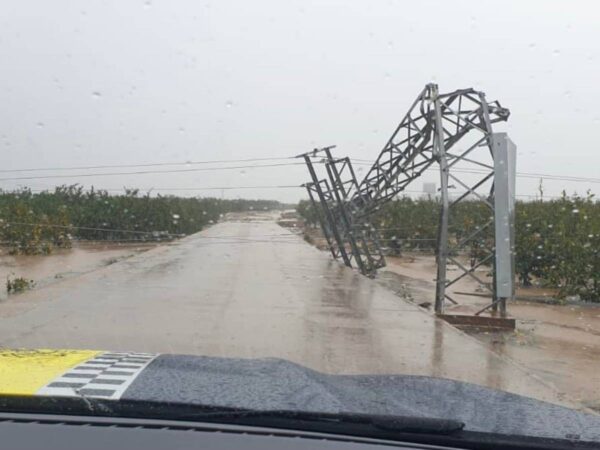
left=0, top=212, right=589, bottom=411
left=383, top=254, right=600, bottom=412
left=0, top=241, right=157, bottom=299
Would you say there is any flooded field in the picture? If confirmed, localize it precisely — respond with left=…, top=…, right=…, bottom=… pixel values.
left=0, top=241, right=159, bottom=299
left=383, top=254, right=600, bottom=412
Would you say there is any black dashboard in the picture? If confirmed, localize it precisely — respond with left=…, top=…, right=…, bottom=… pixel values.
left=0, top=412, right=453, bottom=450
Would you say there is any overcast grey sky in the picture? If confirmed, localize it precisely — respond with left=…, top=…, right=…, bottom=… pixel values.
left=0, top=0, right=598, bottom=202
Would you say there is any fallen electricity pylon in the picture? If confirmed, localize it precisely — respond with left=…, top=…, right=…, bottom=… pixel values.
left=300, top=84, right=516, bottom=318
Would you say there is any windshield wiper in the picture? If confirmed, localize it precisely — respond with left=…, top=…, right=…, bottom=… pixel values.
left=2, top=396, right=598, bottom=449
left=175, top=409, right=465, bottom=435
left=0, top=394, right=462, bottom=435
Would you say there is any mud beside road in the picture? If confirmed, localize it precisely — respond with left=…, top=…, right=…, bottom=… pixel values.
left=0, top=241, right=159, bottom=299
left=382, top=254, right=600, bottom=412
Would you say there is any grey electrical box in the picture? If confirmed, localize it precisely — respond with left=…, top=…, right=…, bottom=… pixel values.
left=492, top=133, right=516, bottom=299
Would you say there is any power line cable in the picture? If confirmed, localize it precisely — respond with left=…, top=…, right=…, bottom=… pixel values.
left=0, top=157, right=296, bottom=173
left=18, top=185, right=300, bottom=193
left=0, top=162, right=307, bottom=182
left=1, top=161, right=598, bottom=200
left=5, top=154, right=600, bottom=184
left=348, top=160, right=600, bottom=185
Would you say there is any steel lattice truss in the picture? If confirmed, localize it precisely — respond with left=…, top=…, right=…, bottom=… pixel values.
left=301, top=84, right=514, bottom=316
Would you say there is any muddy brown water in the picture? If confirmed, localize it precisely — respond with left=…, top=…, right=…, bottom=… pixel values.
left=0, top=241, right=158, bottom=299
left=383, top=254, right=600, bottom=412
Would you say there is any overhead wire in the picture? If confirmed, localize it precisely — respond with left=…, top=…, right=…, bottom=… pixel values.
left=0, top=162, right=307, bottom=182
left=0, top=156, right=296, bottom=173
left=1, top=154, right=599, bottom=185
left=349, top=160, right=600, bottom=185
left=0, top=156, right=597, bottom=202
left=18, top=185, right=300, bottom=193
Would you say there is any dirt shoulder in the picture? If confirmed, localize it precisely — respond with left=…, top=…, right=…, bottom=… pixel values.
left=382, top=253, right=600, bottom=413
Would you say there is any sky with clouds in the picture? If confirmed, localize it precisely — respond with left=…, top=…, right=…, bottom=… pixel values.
left=0, top=0, right=598, bottom=202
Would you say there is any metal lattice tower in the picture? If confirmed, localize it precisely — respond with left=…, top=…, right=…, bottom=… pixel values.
left=301, top=84, right=516, bottom=317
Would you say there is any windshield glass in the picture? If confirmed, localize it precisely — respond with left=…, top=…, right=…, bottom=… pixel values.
left=1, top=0, right=599, bottom=445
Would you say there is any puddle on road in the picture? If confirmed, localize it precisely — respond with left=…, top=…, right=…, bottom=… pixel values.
left=0, top=241, right=158, bottom=298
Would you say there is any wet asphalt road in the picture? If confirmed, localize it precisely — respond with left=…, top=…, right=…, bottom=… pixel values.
left=0, top=213, right=577, bottom=408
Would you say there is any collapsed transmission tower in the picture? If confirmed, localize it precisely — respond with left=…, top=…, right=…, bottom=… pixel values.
left=301, top=84, right=516, bottom=318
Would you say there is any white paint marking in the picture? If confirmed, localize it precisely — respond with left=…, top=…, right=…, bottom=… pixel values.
left=37, top=352, right=158, bottom=400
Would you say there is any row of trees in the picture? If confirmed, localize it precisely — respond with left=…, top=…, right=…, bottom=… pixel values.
left=297, top=193, right=600, bottom=302
left=0, top=185, right=284, bottom=254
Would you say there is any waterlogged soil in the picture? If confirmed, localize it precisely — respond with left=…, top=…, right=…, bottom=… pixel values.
left=0, top=241, right=158, bottom=299
left=382, top=254, right=600, bottom=412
